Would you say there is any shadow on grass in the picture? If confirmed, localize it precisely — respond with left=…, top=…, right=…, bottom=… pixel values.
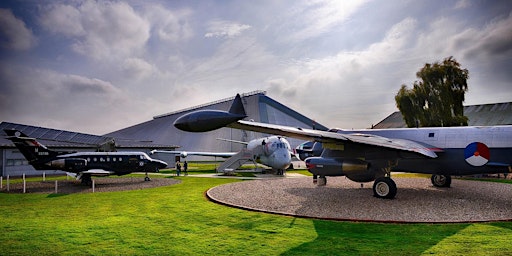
left=282, top=220, right=470, bottom=255
left=46, top=193, right=69, bottom=198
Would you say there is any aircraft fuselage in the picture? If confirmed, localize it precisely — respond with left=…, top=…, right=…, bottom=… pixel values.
left=44, top=152, right=168, bottom=175
left=247, top=136, right=292, bottom=170
left=332, top=125, right=512, bottom=175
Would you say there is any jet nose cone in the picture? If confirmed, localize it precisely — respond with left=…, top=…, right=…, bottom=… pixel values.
left=274, top=150, right=292, bottom=169
left=173, top=115, right=192, bottom=131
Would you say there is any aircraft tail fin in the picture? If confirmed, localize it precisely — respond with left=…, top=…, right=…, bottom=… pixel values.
left=4, top=129, right=59, bottom=168
left=229, top=94, right=247, bottom=116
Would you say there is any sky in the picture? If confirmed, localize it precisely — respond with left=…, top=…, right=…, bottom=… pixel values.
left=1, top=0, right=511, bottom=135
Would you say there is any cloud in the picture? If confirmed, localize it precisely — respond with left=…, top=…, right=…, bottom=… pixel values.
left=454, top=0, right=471, bottom=9
left=62, top=74, right=120, bottom=95
left=40, top=1, right=150, bottom=60
left=145, top=5, right=193, bottom=42
left=0, top=63, right=130, bottom=133
left=264, top=17, right=420, bottom=128
left=2, top=0, right=511, bottom=134
left=121, top=58, right=154, bottom=80
left=0, top=8, right=37, bottom=50
left=39, top=4, right=84, bottom=36
left=280, top=0, right=368, bottom=42
left=204, top=20, right=251, bottom=38
left=462, top=12, right=512, bottom=60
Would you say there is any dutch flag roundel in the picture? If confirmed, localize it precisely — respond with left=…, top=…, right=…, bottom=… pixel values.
left=464, top=142, right=490, bottom=166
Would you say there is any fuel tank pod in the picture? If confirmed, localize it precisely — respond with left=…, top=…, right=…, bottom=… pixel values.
left=174, top=110, right=246, bottom=132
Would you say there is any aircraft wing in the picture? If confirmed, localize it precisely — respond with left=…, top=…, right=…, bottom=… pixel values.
left=151, top=150, right=236, bottom=158
left=81, top=169, right=114, bottom=176
left=229, top=120, right=438, bottom=158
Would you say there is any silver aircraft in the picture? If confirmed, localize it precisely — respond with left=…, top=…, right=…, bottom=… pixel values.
left=174, top=94, right=512, bottom=199
left=152, top=136, right=293, bottom=174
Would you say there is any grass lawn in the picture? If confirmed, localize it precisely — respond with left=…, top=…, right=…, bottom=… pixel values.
left=1, top=174, right=511, bottom=255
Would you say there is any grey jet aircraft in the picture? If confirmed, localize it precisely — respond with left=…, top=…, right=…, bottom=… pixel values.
left=152, top=135, right=293, bottom=174
left=173, top=94, right=512, bottom=199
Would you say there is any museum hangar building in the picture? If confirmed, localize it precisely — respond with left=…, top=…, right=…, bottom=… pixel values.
left=0, top=91, right=327, bottom=176
left=1, top=90, right=511, bottom=177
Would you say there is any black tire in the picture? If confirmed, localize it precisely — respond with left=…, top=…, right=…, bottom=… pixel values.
left=81, top=175, right=92, bottom=187
left=373, top=177, right=397, bottom=199
left=317, top=177, right=327, bottom=186
left=431, top=174, right=451, bottom=187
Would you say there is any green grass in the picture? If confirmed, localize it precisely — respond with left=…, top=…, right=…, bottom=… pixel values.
left=1, top=175, right=512, bottom=255
left=287, top=170, right=313, bottom=176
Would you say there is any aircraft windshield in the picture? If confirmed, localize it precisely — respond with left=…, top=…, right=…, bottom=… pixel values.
left=140, top=153, right=150, bottom=160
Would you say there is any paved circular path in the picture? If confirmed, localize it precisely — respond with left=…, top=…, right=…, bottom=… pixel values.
left=207, top=177, right=512, bottom=223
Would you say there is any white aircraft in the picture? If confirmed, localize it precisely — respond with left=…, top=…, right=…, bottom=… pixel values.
left=174, top=94, right=512, bottom=199
left=151, top=136, right=293, bottom=174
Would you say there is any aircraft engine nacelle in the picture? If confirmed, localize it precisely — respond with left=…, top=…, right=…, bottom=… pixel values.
left=174, top=110, right=246, bottom=132
left=305, top=157, right=376, bottom=182
left=48, top=158, right=87, bottom=170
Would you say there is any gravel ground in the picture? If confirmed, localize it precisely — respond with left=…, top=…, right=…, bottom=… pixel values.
left=207, top=177, right=512, bottom=223
left=1, top=177, right=180, bottom=194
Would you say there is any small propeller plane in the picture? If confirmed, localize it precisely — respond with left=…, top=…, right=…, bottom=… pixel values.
left=174, top=94, right=512, bottom=199
left=4, top=129, right=168, bottom=186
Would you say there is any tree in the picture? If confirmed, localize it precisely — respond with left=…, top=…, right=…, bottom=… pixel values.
left=395, top=56, right=469, bottom=127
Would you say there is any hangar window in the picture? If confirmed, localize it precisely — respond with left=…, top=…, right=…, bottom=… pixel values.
left=6, top=159, right=25, bottom=166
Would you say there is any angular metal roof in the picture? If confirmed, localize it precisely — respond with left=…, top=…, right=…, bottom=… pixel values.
left=106, top=91, right=328, bottom=152
left=0, top=122, right=176, bottom=149
left=373, top=102, right=512, bottom=129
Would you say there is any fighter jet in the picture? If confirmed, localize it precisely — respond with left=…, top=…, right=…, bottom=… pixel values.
left=174, top=94, right=512, bottom=199
left=151, top=136, right=293, bottom=174
left=4, top=129, right=168, bottom=186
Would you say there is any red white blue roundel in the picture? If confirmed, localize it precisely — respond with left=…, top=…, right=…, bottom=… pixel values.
left=464, top=142, right=490, bottom=166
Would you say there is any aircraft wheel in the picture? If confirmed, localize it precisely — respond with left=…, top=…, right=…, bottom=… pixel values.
left=373, top=177, right=397, bottom=199
left=431, top=174, right=451, bottom=187
left=144, top=172, right=151, bottom=182
left=81, top=176, right=92, bottom=187
left=317, top=177, right=327, bottom=186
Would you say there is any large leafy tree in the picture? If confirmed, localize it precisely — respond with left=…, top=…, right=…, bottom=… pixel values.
left=395, top=56, right=469, bottom=127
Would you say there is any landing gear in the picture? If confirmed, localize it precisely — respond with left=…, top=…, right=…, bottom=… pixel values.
left=431, top=174, right=451, bottom=187
left=317, top=176, right=327, bottom=186
left=144, top=172, right=151, bottom=181
left=372, top=177, right=397, bottom=199
left=80, top=174, right=92, bottom=187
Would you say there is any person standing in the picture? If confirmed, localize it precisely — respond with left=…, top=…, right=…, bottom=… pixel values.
left=176, top=161, right=181, bottom=176
left=183, top=161, right=188, bottom=176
